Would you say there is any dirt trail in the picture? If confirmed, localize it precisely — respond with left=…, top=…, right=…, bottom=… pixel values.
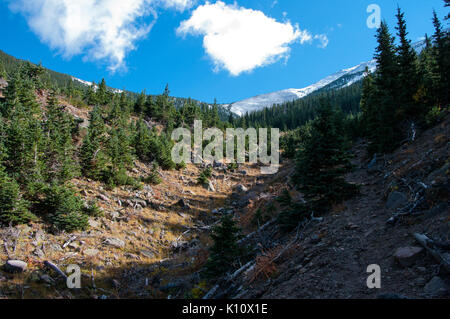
left=240, top=118, right=449, bottom=299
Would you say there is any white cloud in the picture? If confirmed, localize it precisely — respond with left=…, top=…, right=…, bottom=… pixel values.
left=177, top=1, right=327, bottom=76
left=314, top=34, right=329, bottom=49
left=8, top=0, right=195, bottom=72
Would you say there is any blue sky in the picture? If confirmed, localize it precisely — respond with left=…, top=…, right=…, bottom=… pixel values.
left=0, top=0, right=447, bottom=103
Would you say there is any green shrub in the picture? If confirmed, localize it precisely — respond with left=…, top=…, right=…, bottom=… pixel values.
left=84, top=200, right=103, bottom=217
left=176, top=161, right=186, bottom=171
left=0, top=171, right=35, bottom=225
left=143, top=164, right=162, bottom=185
left=41, top=184, right=89, bottom=232
left=197, top=168, right=212, bottom=186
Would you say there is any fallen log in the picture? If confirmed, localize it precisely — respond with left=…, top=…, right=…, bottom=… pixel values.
left=413, top=233, right=450, bottom=273
left=44, top=261, right=67, bottom=280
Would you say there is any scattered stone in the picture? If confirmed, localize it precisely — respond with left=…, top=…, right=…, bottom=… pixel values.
left=235, top=184, right=248, bottom=193
left=84, top=248, right=100, bottom=257
left=394, top=246, right=424, bottom=267
left=108, top=211, right=121, bottom=220
left=424, top=277, right=448, bottom=297
left=88, top=219, right=100, bottom=228
left=4, top=260, right=28, bottom=273
left=33, top=248, right=45, bottom=259
left=141, top=250, right=156, bottom=259
left=97, top=194, right=110, bottom=202
left=104, top=238, right=125, bottom=248
left=386, top=191, right=408, bottom=210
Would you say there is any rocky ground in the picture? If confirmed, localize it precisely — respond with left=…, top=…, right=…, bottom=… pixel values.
left=235, top=116, right=449, bottom=299
left=0, top=109, right=448, bottom=299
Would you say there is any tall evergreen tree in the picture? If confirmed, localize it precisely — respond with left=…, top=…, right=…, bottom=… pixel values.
left=204, top=214, right=243, bottom=278
left=368, top=21, right=400, bottom=154
left=395, top=7, right=420, bottom=117
left=293, top=102, right=358, bottom=211
left=43, top=92, right=77, bottom=183
left=80, top=106, right=107, bottom=180
left=432, top=11, right=450, bottom=105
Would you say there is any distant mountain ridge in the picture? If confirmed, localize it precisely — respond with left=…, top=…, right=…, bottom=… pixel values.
left=229, top=40, right=426, bottom=116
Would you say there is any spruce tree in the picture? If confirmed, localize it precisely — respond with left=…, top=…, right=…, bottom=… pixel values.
left=80, top=106, right=107, bottom=180
left=293, top=102, right=358, bottom=212
left=395, top=7, right=420, bottom=117
left=432, top=11, right=449, bottom=105
left=44, top=92, right=77, bottom=183
left=204, top=214, right=243, bottom=278
left=368, top=21, right=400, bottom=154
left=0, top=169, right=35, bottom=225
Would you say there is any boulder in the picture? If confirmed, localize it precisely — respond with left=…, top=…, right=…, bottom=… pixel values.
left=386, top=191, right=408, bottom=210
left=4, top=260, right=28, bottom=273
left=104, top=238, right=125, bottom=248
left=424, top=277, right=448, bottom=297
left=84, top=248, right=100, bottom=257
left=394, top=246, right=424, bottom=267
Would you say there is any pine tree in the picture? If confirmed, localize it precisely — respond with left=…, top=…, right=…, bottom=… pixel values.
left=293, top=102, right=358, bottom=212
left=432, top=11, right=450, bottom=105
left=134, top=90, right=146, bottom=114
left=0, top=169, right=35, bottom=225
left=367, top=21, right=400, bottom=154
left=416, top=34, right=440, bottom=109
left=395, top=7, right=420, bottom=117
left=85, top=82, right=98, bottom=105
left=44, top=92, right=77, bottom=183
left=42, top=183, right=89, bottom=232
left=80, top=106, right=107, bottom=180
left=96, top=78, right=111, bottom=105
left=204, top=214, right=243, bottom=278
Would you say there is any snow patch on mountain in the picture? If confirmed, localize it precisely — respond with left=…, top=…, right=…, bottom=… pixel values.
left=229, top=60, right=376, bottom=116
left=71, top=77, right=123, bottom=94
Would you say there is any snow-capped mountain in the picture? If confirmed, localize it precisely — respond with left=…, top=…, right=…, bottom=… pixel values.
left=229, top=40, right=426, bottom=116
left=71, top=77, right=123, bottom=94
left=229, top=60, right=376, bottom=116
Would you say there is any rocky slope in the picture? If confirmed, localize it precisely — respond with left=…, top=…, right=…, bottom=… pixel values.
left=0, top=90, right=448, bottom=299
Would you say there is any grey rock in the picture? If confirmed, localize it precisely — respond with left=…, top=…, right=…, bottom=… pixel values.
left=104, top=238, right=125, bottom=248
left=424, top=277, right=448, bottom=297
left=88, top=219, right=100, bottom=228
left=386, top=191, right=408, bottom=210
left=33, top=248, right=45, bottom=258
left=141, top=250, right=156, bottom=259
left=394, top=246, right=424, bottom=267
left=84, top=248, right=100, bottom=257
left=235, top=184, right=248, bottom=193
left=4, top=260, right=27, bottom=273
left=97, top=194, right=110, bottom=202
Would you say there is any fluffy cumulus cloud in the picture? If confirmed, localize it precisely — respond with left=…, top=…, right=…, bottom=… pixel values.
left=177, top=1, right=327, bottom=76
left=9, top=0, right=195, bottom=72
